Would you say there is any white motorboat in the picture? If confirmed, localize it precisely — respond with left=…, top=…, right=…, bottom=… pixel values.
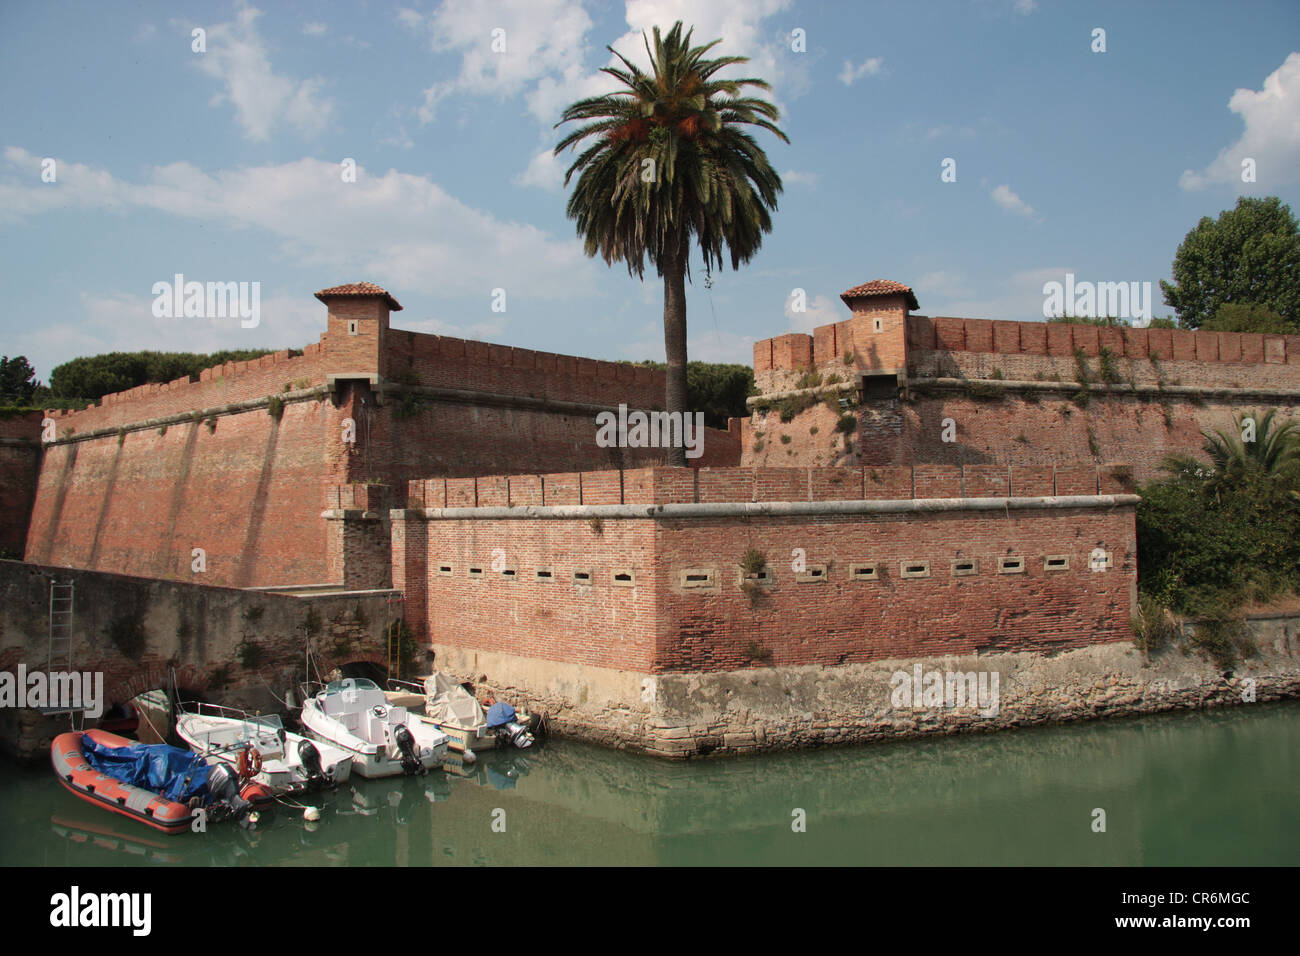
left=176, top=702, right=353, bottom=795
left=299, top=678, right=450, bottom=778
left=386, top=673, right=535, bottom=758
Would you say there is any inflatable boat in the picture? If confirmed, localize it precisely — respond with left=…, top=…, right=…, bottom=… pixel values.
left=51, top=729, right=269, bottom=835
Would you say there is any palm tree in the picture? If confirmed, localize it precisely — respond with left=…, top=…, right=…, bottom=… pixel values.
left=1160, top=409, right=1300, bottom=496
left=554, top=21, right=787, bottom=466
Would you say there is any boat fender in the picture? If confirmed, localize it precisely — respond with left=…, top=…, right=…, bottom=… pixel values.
left=236, top=745, right=263, bottom=779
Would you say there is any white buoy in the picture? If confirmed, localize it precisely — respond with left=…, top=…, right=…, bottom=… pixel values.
left=304, top=806, right=321, bottom=822
left=462, top=749, right=477, bottom=764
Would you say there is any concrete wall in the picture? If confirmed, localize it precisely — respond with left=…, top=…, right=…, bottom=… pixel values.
left=434, top=615, right=1299, bottom=759
left=0, top=559, right=398, bottom=759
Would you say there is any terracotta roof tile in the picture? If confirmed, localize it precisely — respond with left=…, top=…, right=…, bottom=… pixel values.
left=840, top=279, right=918, bottom=311
left=314, top=282, right=403, bottom=311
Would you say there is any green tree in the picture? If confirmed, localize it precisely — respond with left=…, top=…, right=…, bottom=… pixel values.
left=1141, top=409, right=1300, bottom=615
left=1160, top=409, right=1300, bottom=494
left=555, top=21, right=787, bottom=465
left=0, top=356, right=38, bottom=404
left=633, top=360, right=755, bottom=428
left=1201, top=302, right=1292, bottom=335
left=1159, top=196, right=1300, bottom=330
left=49, top=349, right=274, bottom=401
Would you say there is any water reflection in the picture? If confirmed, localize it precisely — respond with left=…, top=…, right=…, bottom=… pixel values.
left=7, top=702, right=1297, bottom=867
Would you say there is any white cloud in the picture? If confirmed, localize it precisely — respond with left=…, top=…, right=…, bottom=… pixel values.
left=407, top=0, right=803, bottom=190
left=784, top=292, right=840, bottom=333
left=302, top=21, right=327, bottom=36
left=0, top=147, right=598, bottom=301
left=514, top=147, right=568, bottom=191
left=192, top=1, right=334, bottom=141
left=406, top=0, right=595, bottom=124
left=1013, top=0, right=1038, bottom=15
left=839, top=56, right=883, bottom=86
left=1180, top=52, right=1300, bottom=190
left=990, top=183, right=1041, bottom=221
left=395, top=7, right=426, bottom=32
left=923, top=123, right=976, bottom=141
left=913, top=271, right=971, bottom=301
left=782, top=169, right=818, bottom=186
left=10, top=290, right=327, bottom=381
left=686, top=327, right=755, bottom=364
left=928, top=267, right=1067, bottom=321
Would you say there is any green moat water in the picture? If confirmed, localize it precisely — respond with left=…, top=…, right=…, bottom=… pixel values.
left=2, top=702, right=1296, bottom=866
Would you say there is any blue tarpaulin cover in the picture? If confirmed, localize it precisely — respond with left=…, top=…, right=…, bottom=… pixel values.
left=485, top=702, right=517, bottom=728
left=82, top=736, right=212, bottom=804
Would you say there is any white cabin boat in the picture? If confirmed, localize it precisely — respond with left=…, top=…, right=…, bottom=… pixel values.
left=299, top=678, right=449, bottom=778
left=177, top=702, right=352, bottom=794
left=386, top=674, right=535, bottom=757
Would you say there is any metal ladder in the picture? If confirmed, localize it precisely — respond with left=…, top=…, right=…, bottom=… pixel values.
left=46, top=579, right=80, bottom=723
left=385, top=594, right=405, bottom=680
left=47, top=579, right=74, bottom=674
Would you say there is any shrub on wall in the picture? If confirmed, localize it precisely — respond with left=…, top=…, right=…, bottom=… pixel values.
left=1137, top=410, right=1300, bottom=623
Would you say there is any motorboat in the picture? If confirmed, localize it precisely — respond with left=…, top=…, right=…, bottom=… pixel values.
left=51, top=728, right=268, bottom=835
left=386, top=673, right=536, bottom=758
left=299, top=678, right=449, bottom=778
left=176, top=702, right=352, bottom=796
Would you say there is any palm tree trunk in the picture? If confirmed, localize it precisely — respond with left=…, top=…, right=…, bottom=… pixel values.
left=662, top=242, right=689, bottom=467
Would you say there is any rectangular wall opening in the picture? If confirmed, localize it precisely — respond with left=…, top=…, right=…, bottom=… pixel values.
left=680, top=569, right=716, bottom=589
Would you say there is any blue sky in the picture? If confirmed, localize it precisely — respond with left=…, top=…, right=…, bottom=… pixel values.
left=2, top=0, right=1298, bottom=383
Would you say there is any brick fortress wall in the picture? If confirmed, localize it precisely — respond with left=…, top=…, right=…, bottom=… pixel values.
left=388, top=464, right=1137, bottom=676
left=748, top=289, right=1300, bottom=482
left=0, top=411, right=43, bottom=556
left=23, top=284, right=737, bottom=588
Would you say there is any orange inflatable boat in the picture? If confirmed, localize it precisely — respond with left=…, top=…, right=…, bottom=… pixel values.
left=51, top=728, right=269, bottom=835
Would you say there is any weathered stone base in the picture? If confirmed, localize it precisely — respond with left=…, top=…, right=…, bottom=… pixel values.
left=434, top=622, right=1300, bottom=759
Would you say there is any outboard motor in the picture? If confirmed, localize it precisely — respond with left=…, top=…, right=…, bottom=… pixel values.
left=486, top=702, right=535, bottom=749
left=393, top=724, right=427, bottom=776
left=208, top=763, right=256, bottom=828
left=297, top=738, right=329, bottom=790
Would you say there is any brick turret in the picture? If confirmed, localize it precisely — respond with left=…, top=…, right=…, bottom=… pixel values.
left=316, top=281, right=402, bottom=380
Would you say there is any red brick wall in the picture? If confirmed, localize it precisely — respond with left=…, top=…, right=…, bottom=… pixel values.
left=903, top=316, right=1299, bottom=371
left=384, top=328, right=664, bottom=409
left=855, top=393, right=1298, bottom=484
left=756, top=312, right=1300, bottom=394
left=653, top=505, right=1134, bottom=670
left=26, top=399, right=344, bottom=587
left=393, top=470, right=1136, bottom=673
left=45, top=348, right=329, bottom=436
left=407, top=514, right=661, bottom=671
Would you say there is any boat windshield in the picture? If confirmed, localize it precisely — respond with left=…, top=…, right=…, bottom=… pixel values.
left=324, top=678, right=380, bottom=694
